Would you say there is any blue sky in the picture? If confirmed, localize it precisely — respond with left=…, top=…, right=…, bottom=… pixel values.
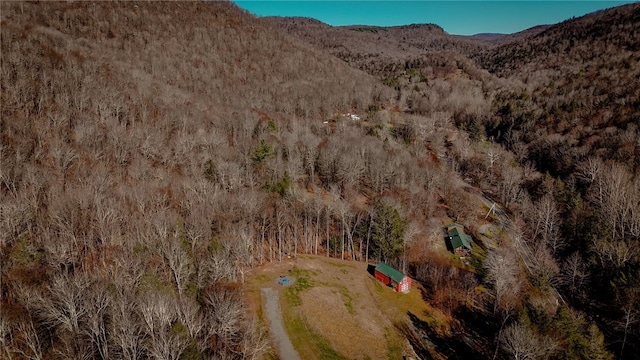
left=234, top=1, right=638, bottom=35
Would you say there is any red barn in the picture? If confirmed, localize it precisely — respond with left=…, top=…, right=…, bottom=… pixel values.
left=374, top=262, right=411, bottom=293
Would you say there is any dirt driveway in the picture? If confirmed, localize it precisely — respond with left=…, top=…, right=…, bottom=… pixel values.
left=261, top=287, right=301, bottom=360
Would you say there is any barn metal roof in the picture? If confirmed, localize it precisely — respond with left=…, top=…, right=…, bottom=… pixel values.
left=375, top=262, right=405, bottom=283
left=448, top=227, right=473, bottom=250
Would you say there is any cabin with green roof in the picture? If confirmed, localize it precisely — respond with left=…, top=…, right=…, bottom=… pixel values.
left=446, top=222, right=473, bottom=256
left=374, top=262, right=411, bottom=293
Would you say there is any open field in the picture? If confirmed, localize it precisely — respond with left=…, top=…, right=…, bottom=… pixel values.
left=247, top=255, right=449, bottom=360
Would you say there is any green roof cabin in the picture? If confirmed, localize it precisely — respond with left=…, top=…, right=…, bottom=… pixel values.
left=374, top=262, right=411, bottom=293
left=446, top=223, right=473, bottom=256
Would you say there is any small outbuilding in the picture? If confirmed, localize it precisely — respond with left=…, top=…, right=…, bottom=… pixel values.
left=374, top=262, right=411, bottom=293
left=446, top=222, right=473, bottom=256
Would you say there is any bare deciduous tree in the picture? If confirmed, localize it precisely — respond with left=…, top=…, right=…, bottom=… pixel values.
left=590, top=162, right=639, bottom=241
left=178, top=298, right=204, bottom=343
left=485, top=247, right=523, bottom=315
left=139, top=292, right=187, bottom=360
left=530, top=193, right=564, bottom=254
left=236, top=319, right=269, bottom=360
left=402, top=221, right=421, bottom=272
left=577, top=156, right=603, bottom=184
left=500, top=322, right=557, bottom=360
left=497, top=162, right=524, bottom=209
left=619, top=304, right=638, bottom=359
left=83, top=279, right=112, bottom=360
left=34, top=272, right=94, bottom=359
left=591, top=237, right=637, bottom=269
left=532, top=245, right=560, bottom=288
left=10, top=318, right=44, bottom=360
left=160, top=235, right=192, bottom=299
left=560, top=252, right=589, bottom=298
left=0, top=316, right=11, bottom=360
left=203, top=283, right=243, bottom=352
left=110, top=290, right=145, bottom=360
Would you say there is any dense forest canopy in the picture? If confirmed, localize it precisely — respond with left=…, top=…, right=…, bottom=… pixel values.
left=1, top=1, right=639, bottom=359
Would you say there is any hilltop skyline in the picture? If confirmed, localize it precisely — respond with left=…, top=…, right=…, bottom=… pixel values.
left=234, top=1, right=637, bottom=35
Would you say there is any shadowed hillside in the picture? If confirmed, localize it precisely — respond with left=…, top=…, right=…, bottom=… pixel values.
left=466, top=5, right=640, bottom=359
left=480, top=4, right=640, bottom=77
left=474, top=3, right=640, bottom=176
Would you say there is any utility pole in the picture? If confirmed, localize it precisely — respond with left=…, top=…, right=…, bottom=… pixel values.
left=485, top=202, right=496, bottom=220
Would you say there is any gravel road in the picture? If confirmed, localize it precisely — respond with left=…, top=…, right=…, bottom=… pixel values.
left=262, top=287, right=301, bottom=360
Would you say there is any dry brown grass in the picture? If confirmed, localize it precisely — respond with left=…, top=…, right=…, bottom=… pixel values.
left=247, top=255, right=450, bottom=359
left=297, top=261, right=390, bottom=359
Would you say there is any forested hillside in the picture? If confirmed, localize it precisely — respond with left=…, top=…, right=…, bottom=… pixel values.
left=476, top=4, right=640, bottom=176
left=267, top=16, right=498, bottom=87
left=1, top=1, right=638, bottom=359
left=271, top=4, right=640, bottom=359
left=0, top=2, right=401, bottom=358
left=0, top=1, right=472, bottom=358
left=475, top=6, right=640, bottom=358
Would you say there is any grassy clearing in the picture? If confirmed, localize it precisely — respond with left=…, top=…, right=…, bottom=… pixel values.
left=241, top=277, right=278, bottom=360
left=246, top=273, right=271, bottom=310
left=284, top=268, right=313, bottom=306
left=468, top=245, right=488, bottom=276
left=249, top=256, right=439, bottom=359
left=281, top=266, right=349, bottom=360
left=480, top=202, right=499, bottom=222
left=284, top=312, right=350, bottom=360
left=336, top=284, right=355, bottom=314
left=384, top=328, right=405, bottom=359
left=371, top=278, right=447, bottom=330
left=323, top=259, right=354, bottom=275
left=322, top=258, right=355, bottom=268
left=253, top=274, right=271, bottom=283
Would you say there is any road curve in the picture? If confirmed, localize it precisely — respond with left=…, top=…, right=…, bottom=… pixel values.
left=261, top=287, right=301, bottom=360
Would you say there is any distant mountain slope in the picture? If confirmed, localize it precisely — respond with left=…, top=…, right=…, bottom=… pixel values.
left=268, top=15, right=552, bottom=63
left=269, top=17, right=493, bottom=55
left=266, top=16, right=497, bottom=89
left=468, top=25, right=551, bottom=45
left=265, top=16, right=424, bottom=71
left=467, top=33, right=507, bottom=43
left=480, top=3, right=640, bottom=76
left=347, top=23, right=488, bottom=54
left=477, top=2, right=640, bottom=176
left=1, top=2, right=388, bottom=128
